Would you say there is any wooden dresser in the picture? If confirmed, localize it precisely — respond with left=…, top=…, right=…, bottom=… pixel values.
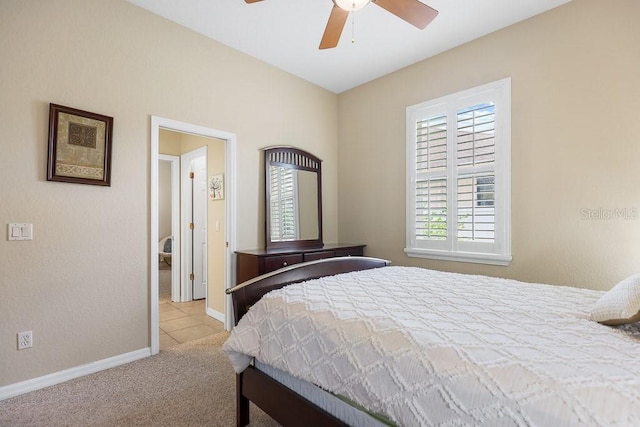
left=235, top=243, right=365, bottom=284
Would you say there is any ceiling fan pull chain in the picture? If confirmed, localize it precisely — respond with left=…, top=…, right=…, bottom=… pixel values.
left=351, top=8, right=356, bottom=44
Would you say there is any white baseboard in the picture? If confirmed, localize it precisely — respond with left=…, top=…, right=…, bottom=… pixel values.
left=206, top=306, right=225, bottom=323
left=0, top=347, right=151, bottom=401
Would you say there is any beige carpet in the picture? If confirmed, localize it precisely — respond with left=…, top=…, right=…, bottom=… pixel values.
left=0, top=332, right=279, bottom=426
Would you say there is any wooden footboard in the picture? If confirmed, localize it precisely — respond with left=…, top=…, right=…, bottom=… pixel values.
left=237, top=366, right=347, bottom=427
left=227, top=256, right=391, bottom=426
left=227, top=256, right=391, bottom=324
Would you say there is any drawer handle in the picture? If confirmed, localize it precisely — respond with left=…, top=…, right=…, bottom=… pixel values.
left=282, top=262, right=288, bottom=267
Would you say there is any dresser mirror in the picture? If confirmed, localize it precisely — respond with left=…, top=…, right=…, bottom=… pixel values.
left=265, top=146, right=323, bottom=249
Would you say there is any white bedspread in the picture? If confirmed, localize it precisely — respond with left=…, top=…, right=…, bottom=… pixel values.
left=223, top=266, right=640, bottom=426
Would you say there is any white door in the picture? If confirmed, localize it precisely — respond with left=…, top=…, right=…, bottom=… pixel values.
left=191, top=155, right=207, bottom=300
left=181, top=147, right=208, bottom=302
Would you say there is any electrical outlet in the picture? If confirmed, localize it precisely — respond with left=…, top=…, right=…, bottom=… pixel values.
left=17, top=331, right=33, bottom=350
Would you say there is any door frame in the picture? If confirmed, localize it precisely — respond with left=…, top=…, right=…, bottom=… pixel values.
left=158, top=154, right=181, bottom=302
left=150, top=116, right=237, bottom=355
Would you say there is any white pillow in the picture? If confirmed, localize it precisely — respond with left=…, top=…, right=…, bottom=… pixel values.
left=590, top=274, right=640, bottom=326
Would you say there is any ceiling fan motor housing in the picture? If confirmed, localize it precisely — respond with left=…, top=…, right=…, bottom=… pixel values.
left=334, top=0, right=370, bottom=11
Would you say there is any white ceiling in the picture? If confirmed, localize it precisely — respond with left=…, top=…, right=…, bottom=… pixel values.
left=127, top=0, right=571, bottom=93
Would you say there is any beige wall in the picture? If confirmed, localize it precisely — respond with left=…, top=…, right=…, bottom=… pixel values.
left=0, top=0, right=338, bottom=387
left=338, top=0, right=640, bottom=290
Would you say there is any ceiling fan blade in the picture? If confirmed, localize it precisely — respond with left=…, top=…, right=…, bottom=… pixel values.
left=319, top=5, right=349, bottom=50
left=373, top=0, right=438, bottom=29
left=244, top=0, right=263, bottom=3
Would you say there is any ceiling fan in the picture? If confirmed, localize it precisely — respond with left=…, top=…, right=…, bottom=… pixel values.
left=244, top=0, right=439, bottom=49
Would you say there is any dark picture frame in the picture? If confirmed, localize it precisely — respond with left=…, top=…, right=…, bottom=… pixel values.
left=47, top=103, right=113, bottom=186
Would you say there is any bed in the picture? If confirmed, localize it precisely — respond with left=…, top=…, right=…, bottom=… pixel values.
left=223, top=256, right=640, bottom=426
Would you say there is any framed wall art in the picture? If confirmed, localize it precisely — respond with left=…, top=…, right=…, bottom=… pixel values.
left=209, top=174, right=224, bottom=200
left=47, top=103, right=113, bottom=186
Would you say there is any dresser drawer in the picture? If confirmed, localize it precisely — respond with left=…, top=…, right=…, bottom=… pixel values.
left=303, top=251, right=335, bottom=262
left=236, top=244, right=366, bottom=284
left=263, top=254, right=303, bottom=273
left=334, top=247, right=364, bottom=257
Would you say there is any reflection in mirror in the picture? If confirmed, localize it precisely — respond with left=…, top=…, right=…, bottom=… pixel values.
left=265, top=147, right=322, bottom=249
left=269, top=168, right=318, bottom=242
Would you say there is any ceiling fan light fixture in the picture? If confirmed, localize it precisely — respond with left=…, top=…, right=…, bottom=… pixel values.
left=334, top=0, right=370, bottom=12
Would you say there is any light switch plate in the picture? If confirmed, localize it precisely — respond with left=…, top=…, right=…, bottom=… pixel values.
left=8, top=223, right=33, bottom=241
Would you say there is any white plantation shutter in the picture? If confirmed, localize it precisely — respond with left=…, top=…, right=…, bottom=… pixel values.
left=417, top=115, right=447, bottom=170
left=457, top=103, right=496, bottom=167
left=416, top=178, right=447, bottom=240
left=457, top=174, right=495, bottom=242
left=270, top=166, right=298, bottom=241
left=406, top=78, right=511, bottom=265
left=456, top=102, right=496, bottom=243
left=415, top=114, right=448, bottom=241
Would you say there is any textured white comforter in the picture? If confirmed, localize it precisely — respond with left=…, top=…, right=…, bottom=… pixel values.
left=223, top=266, right=640, bottom=426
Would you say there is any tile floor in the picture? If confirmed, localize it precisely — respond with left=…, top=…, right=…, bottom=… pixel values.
left=159, top=299, right=225, bottom=350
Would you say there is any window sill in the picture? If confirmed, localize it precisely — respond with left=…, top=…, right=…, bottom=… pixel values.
left=404, top=248, right=512, bottom=266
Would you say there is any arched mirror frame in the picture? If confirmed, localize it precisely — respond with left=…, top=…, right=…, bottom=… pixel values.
left=265, top=146, right=323, bottom=250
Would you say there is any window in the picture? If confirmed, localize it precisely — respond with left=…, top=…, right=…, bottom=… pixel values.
left=405, top=78, right=511, bottom=265
left=270, top=166, right=299, bottom=241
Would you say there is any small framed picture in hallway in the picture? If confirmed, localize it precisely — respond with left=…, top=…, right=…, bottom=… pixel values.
left=209, top=174, right=224, bottom=200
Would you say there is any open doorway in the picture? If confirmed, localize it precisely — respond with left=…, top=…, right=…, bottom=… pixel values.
left=150, top=116, right=237, bottom=355
left=158, top=154, right=180, bottom=303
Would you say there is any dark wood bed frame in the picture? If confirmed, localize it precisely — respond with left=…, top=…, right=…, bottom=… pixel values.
left=226, top=256, right=391, bottom=427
